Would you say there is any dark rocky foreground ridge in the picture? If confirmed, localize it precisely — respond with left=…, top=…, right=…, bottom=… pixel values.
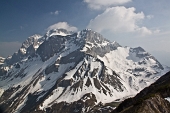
left=111, top=71, right=170, bottom=113
left=0, top=29, right=169, bottom=113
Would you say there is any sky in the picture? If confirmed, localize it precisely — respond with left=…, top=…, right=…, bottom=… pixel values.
left=0, top=0, right=170, bottom=66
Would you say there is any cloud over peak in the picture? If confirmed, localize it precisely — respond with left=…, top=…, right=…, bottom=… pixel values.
left=47, top=22, right=78, bottom=32
left=84, top=0, right=131, bottom=10
left=87, top=6, right=156, bottom=36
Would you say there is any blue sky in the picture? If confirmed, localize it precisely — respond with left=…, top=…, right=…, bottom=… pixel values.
left=0, top=0, right=170, bottom=66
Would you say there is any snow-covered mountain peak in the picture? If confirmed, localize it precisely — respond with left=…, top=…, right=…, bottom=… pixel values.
left=19, top=34, right=44, bottom=56
left=30, top=34, right=42, bottom=40
left=80, top=29, right=110, bottom=44
left=75, top=30, right=121, bottom=58
left=21, top=34, right=43, bottom=48
left=0, top=29, right=169, bottom=113
left=5, top=34, right=44, bottom=65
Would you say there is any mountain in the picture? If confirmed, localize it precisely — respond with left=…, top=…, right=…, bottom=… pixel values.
left=0, top=29, right=169, bottom=113
left=112, top=71, right=170, bottom=113
left=0, top=57, right=5, bottom=65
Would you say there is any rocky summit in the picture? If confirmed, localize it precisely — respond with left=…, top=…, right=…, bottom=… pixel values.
left=0, top=29, right=169, bottom=113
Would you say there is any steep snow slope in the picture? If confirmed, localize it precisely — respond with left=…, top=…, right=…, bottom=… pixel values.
left=112, top=71, right=170, bottom=113
left=0, top=29, right=169, bottom=113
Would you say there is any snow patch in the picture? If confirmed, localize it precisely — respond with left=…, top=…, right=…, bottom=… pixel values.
left=165, top=97, right=170, bottom=103
left=0, top=88, right=4, bottom=97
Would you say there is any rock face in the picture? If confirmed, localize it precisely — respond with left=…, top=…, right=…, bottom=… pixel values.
left=0, top=29, right=169, bottom=113
left=6, top=34, right=43, bottom=65
left=0, top=57, right=7, bottom=77
left=0, top=57, right=4, bottom=65
left=112, top=71, right=170, bottom=113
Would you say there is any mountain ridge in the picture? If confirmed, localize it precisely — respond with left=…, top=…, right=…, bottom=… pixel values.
left=0, top=29, right=169, bottom=113
left=111, top=71, right=170, bottom=113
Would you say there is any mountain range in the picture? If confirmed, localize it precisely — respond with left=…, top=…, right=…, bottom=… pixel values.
left=0, top=29, right=169, bottom=113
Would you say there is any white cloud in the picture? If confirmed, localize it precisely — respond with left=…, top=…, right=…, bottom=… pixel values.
left=136, top=27, right=152, bottom=36
left=84, top=0, right=131, bottom=10
left=47, top=22, right=78, bottom=32
left=50, top=10, right=59, bottom=15
left=146, top=15, right=154, bottom=19
left=54, top=10, right=59, bottom=15
left=87, top=6, right=155, bottom=36
left=153, top=29, right=160, bottom=34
